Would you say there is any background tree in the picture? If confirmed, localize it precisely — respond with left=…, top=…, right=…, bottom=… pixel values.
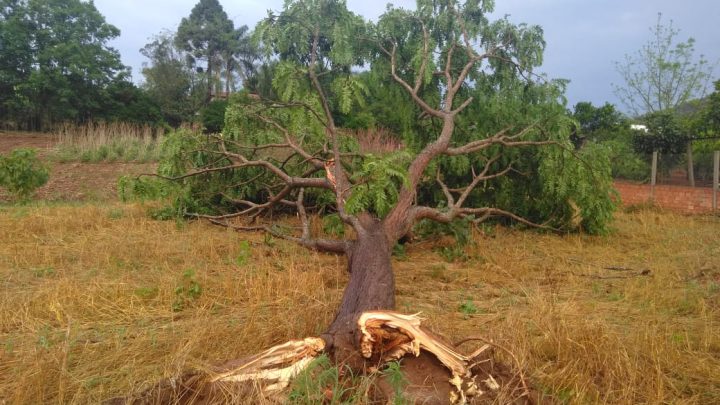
left=133, top=0, right=616, bottom=400
left=175, top=0, right=235, bottom=101
left=613, top=13, right=713, bottom=117
left=141, top=31, right=206, bottom=126
left=221, top=25, right=259, bottom=94
left=0, top=0, right=155, bottom=130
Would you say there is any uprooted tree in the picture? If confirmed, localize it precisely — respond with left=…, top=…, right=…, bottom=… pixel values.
left=123, top=0, right=615, bottom=403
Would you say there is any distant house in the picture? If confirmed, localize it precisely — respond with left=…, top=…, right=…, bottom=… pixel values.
left=630, top=124, right=648, bottom=132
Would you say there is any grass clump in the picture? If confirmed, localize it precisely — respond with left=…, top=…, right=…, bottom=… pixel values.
left=52, top=121, right=165, bottom=163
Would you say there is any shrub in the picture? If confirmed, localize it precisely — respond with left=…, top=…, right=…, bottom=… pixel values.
left=0, top=148, right=50, bottom=202
left=200, top=100, right=228, bottom=133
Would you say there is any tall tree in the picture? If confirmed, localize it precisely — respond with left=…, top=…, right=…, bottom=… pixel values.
left=175, top=0, right=235, bottom=101
left=221, top=24, right=259, bottom=94
left=134, top=0, right=616, bottom=401
left=0, top=0, right=129, bottom=130
left=613, top=13, right=713, bottom=116
left=141, top=31, right=205, bottom=126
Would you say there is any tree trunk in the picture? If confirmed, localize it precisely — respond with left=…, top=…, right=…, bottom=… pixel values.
left=326, top=219, right=395, bottom=336
left=206, top=59, right=213, bottom=102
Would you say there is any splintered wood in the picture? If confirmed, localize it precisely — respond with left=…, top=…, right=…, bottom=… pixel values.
left=176, top=311, right=501, bottom=404
left=212, top=337, right=325, bottom=394
left=358, top=311, right=489, bottom=404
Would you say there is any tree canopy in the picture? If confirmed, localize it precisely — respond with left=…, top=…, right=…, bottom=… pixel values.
left=143, top=0, right=615, bottom=242
left=613, top=13, right=713, bottom=117
left=0, top=0, right=159, bottom=129
left=175, top=0, right=236, bottom=100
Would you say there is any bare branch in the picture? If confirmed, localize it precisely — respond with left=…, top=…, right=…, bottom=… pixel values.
left=413, top=21, right=430, bottom=93
left=388, top=42, right=446, bottom=119
left=204, top=217, right=350, bottom=254
left=410, top=205, right=560, bottom=233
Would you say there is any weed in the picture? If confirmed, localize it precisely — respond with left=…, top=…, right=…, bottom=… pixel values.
left=235, top=240, right=251, bottom=266
left=0, top=148, right=49, bottom=202
left=382, top=361, right=409, bottom=404
left=107, top=208, right=124, bottom=220
left=37, top=326, right=52, bottom=349
left=458, top=299, right=478, bottom=318
left=287, top=354, right=347, bottom=403
left=172, top=269, right=202, bottom=312
left=134, top=286, right=159, bottom=299
left=32, top=267, right=55, bottom=278
left=437, top=245, right=469, bottom=263
left=392, top=243, right=408, bottom=261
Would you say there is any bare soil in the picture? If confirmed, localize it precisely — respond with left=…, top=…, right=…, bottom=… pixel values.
left=0, top=131, right=156, bottom=202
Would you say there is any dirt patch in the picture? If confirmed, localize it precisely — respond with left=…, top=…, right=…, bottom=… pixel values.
left=0, top=131, right=58, bottom=155
left=0, top=131, right=156, bottom=202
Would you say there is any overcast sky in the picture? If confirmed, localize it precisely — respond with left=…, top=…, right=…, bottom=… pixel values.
left=94, top=0, right=720, bottom=112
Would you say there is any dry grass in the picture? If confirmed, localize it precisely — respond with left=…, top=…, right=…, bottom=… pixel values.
left=52, top=122, right=166, bottom=163
left=0, top=204, right=718, bottom=404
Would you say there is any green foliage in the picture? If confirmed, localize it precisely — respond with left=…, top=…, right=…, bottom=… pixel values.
left=200, top=100, right=228, bottom=133
left=287, top=354, right=351, bottom=404
left=632, top=111, right=687, bottom=154
left=0, top=0, right=134, bottom=130
left=172, top=269, right=202, bottom=312
left=141, top=31, right=206, bottom=126
left=235, top=240, right=251, bottom=266
left=613, top=13, right=712, bottom=116
left=322, top=213, right=345, bottom=237
left=147, top=0, right=616, bottom=237
left=0, top=148, right=49, bottom=202
left=175, top=0, right=235, bottom=99
left=346, top=152, right=410, bottom=218
left=381, top=361, right=409, bottom=404
left=458, top=299, right=479, bottom=317
left=603, top=139, right=649, bottom=180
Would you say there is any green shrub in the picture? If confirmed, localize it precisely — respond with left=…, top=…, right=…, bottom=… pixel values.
left=0, top=148, right=50, bottom=202
left=200, top=100, right=228, bottom=133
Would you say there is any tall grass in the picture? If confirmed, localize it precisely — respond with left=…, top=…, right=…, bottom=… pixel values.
left=53, top=122, right=166, bottom=163
left=0, top=204, right=718, bottom=403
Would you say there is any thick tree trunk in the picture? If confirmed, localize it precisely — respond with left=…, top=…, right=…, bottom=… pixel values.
left=326, top=219, right=395, bottom=336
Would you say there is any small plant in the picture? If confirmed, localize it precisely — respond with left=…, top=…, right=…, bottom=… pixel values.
left=0, top=148, right=49, bottom=202
left=287, top=354, right=346, bottom=403
left=392, top=243, right=408, bottom=261
left=458, top=299, right=478, bottom=318
left=32, top=267, right=55, bottom=278
left=235, top=240, right=251, bottom=266
left=382, top=361, right=409, bottom=404
left=172, top=269, right=202, bottom=311
left=437, top=245, right=469, bottom=263
left=134, top=286, right=159, bottom=299
left=322, top=213, right=345, bottom=237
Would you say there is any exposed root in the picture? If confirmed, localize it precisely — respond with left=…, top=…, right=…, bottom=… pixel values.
left=113, top=312, right=532, bottom=405
left=358, top=311, right=478, bottom=403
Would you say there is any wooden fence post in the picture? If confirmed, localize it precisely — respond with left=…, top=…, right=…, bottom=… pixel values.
left=651, top=151, right=658, bottom=202
left=713, top=151, right=719, bottom=210
left=687, top=142, right=695, bottom=187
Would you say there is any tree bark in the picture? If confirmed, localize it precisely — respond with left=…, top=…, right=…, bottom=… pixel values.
left=326, top=219, right=395, bottom=337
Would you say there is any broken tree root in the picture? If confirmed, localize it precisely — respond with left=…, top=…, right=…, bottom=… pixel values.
left=112, top=311, right=532, bottom=405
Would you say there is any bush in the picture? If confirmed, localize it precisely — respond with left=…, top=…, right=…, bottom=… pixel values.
left=200, top=100, right=228, bottom=133
left=0, top=148, right=50, bottom=202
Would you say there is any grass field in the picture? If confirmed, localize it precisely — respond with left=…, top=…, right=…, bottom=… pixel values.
left=0, top=200, right=718, bottom=404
